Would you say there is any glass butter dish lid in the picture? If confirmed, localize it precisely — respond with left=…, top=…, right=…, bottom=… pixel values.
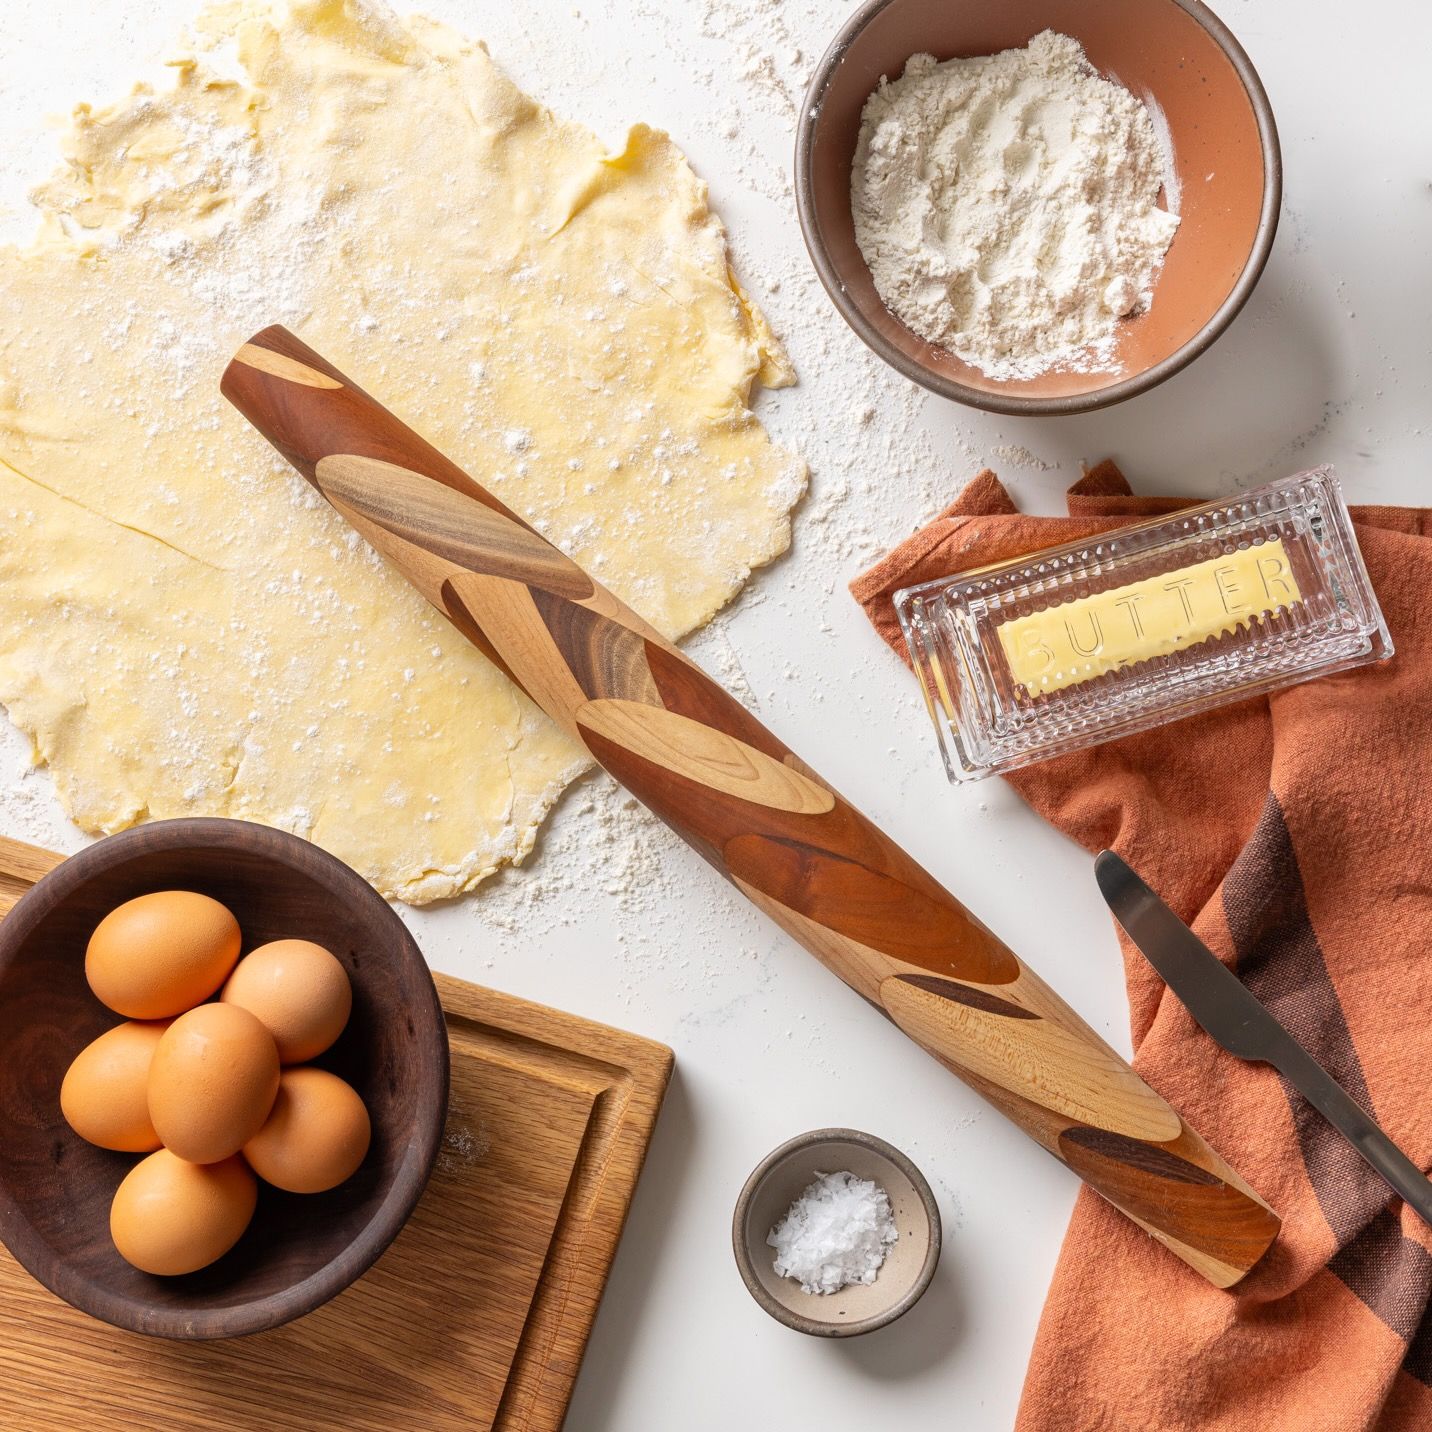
left=895, top=467, right=1392, bottom=782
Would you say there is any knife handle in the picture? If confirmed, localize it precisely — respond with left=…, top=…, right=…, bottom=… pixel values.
left=222, top=327, right=1280, bottom=1287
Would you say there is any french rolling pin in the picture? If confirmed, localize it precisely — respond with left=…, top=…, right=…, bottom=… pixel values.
left=222, top=326, right=1279, bottom=1287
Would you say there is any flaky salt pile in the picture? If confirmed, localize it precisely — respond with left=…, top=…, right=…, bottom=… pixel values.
left=767, top=1170, right=899, bottom=1296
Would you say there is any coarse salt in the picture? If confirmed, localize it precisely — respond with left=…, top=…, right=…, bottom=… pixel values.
left=767, top=1170, right=899, bottom=1296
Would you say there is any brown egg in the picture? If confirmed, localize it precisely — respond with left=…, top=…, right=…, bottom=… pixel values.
left=243, top=1067, right=371, bottom=1194
left=59, top=1020, right=170, bottom=1152
left=86, top=891, right=241, bottom=1020
left=110, top=1150, right=257, bottom=1276
left=148, top=1003, right=280, bottom=1164
left=221, top=939, right=353, bottom=1063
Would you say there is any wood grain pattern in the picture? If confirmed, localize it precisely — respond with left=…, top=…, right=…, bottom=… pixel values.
left=0, top=834, right=672, bottom=1431
left=233, top=343, right=344, bottom=390
left=576, top=699, right=836, bottom=815
left=222, top=326, right=1281, bottom=1286
left=880, top=973, right=1184, bottom=1142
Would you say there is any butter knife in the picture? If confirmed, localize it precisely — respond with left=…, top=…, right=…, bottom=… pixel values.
left=1095, top=849, right=1432, bottom=1228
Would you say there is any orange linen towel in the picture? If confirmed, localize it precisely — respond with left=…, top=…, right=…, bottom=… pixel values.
left=853, top=463, right=1432, bottom=1431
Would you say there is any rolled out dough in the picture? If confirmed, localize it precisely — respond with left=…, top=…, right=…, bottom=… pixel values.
left=0, top=0, right=804, bottom=901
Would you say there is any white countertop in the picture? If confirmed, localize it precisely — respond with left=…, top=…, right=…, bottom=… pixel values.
left=2, top=1, right=1426, bottom=1427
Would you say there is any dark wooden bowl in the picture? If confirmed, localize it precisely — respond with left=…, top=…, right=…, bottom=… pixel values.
left=0, top=818, right=449, bottom=1339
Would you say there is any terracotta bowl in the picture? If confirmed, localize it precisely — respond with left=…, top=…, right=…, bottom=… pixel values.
left=795, top=0, right=1280, bottom=415
left=732, top=1128, right=941, bottom=1337
left=0, top=818, right=449, bottom=1339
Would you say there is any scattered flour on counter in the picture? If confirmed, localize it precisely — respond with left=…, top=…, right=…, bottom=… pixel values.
left=437, top=1121, right=490, bottom=1174
left=852, top=31, right=1180, bottom=380
left=768, top=1169, right=899, bottom=1295
left=991, top=442, right=1057, bottom=472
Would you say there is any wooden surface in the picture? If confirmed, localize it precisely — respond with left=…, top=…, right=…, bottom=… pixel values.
left=0, top=835, right=673, bottom=1430
left=221, top=326, right=1281, bottom=1287
left=0, top=820, right=448, bottom=1340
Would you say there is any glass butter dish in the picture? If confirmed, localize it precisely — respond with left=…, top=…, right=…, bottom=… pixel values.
left=895, top=468, right=1392, bottom=782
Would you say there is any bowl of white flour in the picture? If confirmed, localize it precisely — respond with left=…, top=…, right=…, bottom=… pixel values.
left=795, top=0, right=1279, bottom=415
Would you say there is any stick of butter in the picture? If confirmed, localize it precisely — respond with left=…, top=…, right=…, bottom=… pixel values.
left=996, top=540, right=1302, bottom=696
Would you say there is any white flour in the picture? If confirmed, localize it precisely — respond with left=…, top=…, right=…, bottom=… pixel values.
left=852, top=31, right=1180, bottom=380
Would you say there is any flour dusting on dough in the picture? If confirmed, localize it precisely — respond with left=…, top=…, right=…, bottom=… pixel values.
left=0, top=0, right=805, bottom=902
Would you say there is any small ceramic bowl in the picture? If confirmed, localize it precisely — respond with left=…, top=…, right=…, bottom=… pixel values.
left=732, top=1128, right=941, bottom=1337
left=0, top=818, right=449, bottom=1339
left=795, top=0, right=1281, bottom=415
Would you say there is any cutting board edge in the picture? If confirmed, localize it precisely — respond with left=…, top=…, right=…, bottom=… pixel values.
left=471, top=976, right=673, bottom=1431
left=436, top=971, right=674, bottom=1074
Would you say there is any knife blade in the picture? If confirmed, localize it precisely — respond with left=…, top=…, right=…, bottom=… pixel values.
left=1095, top=849, right=1432, bottom=1229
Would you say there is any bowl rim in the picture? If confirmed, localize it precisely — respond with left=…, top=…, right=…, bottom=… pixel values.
left=731, top=1126, right=942, bottom=1338
left=0, top=817, right=450, bottom=1340
left=794, top=0, right=1283, bottom=416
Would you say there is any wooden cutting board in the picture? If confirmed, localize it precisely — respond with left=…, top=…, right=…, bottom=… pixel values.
left=0, top=836, right=672, bottom=1431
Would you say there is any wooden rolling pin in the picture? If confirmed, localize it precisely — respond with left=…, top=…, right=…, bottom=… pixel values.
left=222, top=327, right=1279, bottom=1287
